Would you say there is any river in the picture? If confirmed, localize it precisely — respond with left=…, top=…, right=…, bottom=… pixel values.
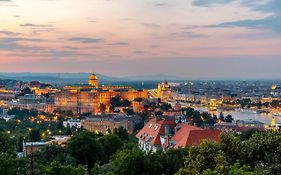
left=173, top=102, right=281, bottom=125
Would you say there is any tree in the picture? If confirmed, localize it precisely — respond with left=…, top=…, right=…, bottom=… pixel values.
left=107, top=147, right=150, bottom=175
left=229, top=163, right=254, bottom=175
left=155, top=111, right=163, bottom=116
left=67, top=131, right=104, bottom=168
left=124, top=108, right=135, bottom=115
left=113, top=127, right=129, bottom=141
left=110, top=96, right=122, bottom=107
left=193, top=111, right=203, bottom=127
left=97, top=134, right=123, bottom=163
left=0, top=154, right=29, bottom=175
left=0, top=132, right=15, bottom=154
left=177, top=141, right=228, bottom=175
left=242, top=131, right=281, bottom=171
left=39, top=161, right=88, bottom=175
left=182, top=107, right=195, bottom=116
left=33, top=145, right=75, bottom=165
left=29, top=129, right=41, bottom=142
left=220, top=134, right=242, bottom=165
left=122, top=100, right=131, bottom=107
left=219, top=112, right=224, bottom=122
left=160, top=103, right=172, bottom=111
left=239, top=128, right=259, bottom=141
left=225, top=114, right=234, bottom=123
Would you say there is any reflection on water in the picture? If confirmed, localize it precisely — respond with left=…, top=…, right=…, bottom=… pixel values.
left=193, top=107, right=281, bottom=125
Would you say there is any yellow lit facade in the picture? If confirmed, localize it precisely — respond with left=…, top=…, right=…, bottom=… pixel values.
left=209, top=99, right=217, bottom=111
left=88, top=73, right=99, bottom=88
left=55, top=73, right=149, bottom=115
left=157, top=81, right=172, bottom=101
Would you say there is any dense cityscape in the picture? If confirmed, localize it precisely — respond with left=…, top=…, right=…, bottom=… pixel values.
left=0, top=73, right=281, bottom=174
left=1, top=0, right=281, bottom=174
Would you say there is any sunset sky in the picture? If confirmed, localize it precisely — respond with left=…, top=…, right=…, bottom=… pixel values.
left=0, top=0, right=280, bottom=79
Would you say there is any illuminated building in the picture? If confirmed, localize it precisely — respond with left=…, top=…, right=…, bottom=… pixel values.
left=271, top=117, right=276, bottom=127
left=88, top=73, right=99, bottom=88
left=132, top=100, right=145, bottom=113
left=157, top=81, right=172, bottom=101
left=63, top=119, right=81, bottom=128
left=55, top=72, right=149, bottom=115
left=209, top=99, right=217, bottom=111
left=0, top=89, right=15, bottom=102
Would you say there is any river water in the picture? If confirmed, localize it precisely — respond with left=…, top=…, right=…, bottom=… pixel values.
left=175, top=102, right=281, bottom=125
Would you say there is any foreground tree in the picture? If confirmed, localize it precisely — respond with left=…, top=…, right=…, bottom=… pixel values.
left=0, top=132, right=15, bottom=154
left=177, top=141, right=228, bottom=175
left=0, top=154, right=29, bottom=175
left=40, top=161, right=88, bottom=175
left=67, top=131, right=104, bottom=169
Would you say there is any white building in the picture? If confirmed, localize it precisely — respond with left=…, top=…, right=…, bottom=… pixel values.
left=63, top=119, right=81, bottom=128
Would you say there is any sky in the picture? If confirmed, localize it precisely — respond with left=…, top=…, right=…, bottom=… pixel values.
left=0, top=0, right=280, bottom=79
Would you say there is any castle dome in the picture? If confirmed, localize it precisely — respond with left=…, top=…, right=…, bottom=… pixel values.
left=89, top=73, right=98, bottom=80
left=88, top=72, right=99, bottom=88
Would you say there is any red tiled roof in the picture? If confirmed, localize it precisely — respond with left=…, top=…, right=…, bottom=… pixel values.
left=136, top=118, right=175, bottom=145
left=171, top=123, right=221, bottom=149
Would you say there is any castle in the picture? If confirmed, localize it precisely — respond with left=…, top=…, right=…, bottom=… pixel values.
left=55, top=73, right=149, bottom=115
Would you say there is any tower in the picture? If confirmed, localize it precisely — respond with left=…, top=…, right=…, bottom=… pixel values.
left=88, top=73, right=99, bottom=88
left=271, top=117, right=276, bottom=127
left=209, top=99, right=217, bottom=111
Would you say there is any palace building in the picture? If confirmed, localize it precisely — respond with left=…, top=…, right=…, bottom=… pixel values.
left=54, top=73, right=149, bottom=115
left=157, top=81, right=172, bottom=101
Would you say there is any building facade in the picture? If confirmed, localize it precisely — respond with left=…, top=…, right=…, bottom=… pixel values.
left=81, top=114, right=142, bottom=134
left=55, top=73, right=149, bottom=115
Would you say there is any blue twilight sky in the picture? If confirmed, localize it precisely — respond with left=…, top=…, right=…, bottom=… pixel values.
left=0, top=0, right=280, bottom=79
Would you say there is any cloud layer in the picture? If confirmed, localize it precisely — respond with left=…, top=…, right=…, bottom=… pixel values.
left=0, top=0, right=280, bottom=78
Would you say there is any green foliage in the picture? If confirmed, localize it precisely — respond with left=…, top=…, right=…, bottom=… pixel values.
left=159, top=103, right=172, bottom=111
left=0, top=132, right=15, bottom=154
left=225, top=114, right=234, bottom=123
left=113, top=127, right=129, bottom=141
left=0, top=154, right=29, bottom=175
left=242, top=131, right=281, bottom=173
left=220, top=134, right=242, bottom=165
left=239, top=128, right=259, bottom=141
left=110, top=96, right=132, bottom=108
left=7, top=108, right=38, bottom=120
left=123, top=108, right=135, bottom=115
left=228, top=163, right=254, bottom=175
left=1, top=114, right=281, bottom=175
left=109, top=147, right=149, bottom=175
left=67, top=131, right=104, bottom=168
left=177, top=141, right=228, bottom=175
left=97, top=134, right=123, bottom=162
left=40, top=161, right=88, bottom=175
left=29, top=128, right=41, bottom=142
left=33, top=145, right=75, bottom=165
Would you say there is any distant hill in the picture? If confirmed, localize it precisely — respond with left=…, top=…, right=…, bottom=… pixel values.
left=123, top=74, right=185, bottom=81
left=0, top=79, right=18, bottom=87
left=0, top=73, right=122, bottom=84
left=0, top=72, right=185, bottom=84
